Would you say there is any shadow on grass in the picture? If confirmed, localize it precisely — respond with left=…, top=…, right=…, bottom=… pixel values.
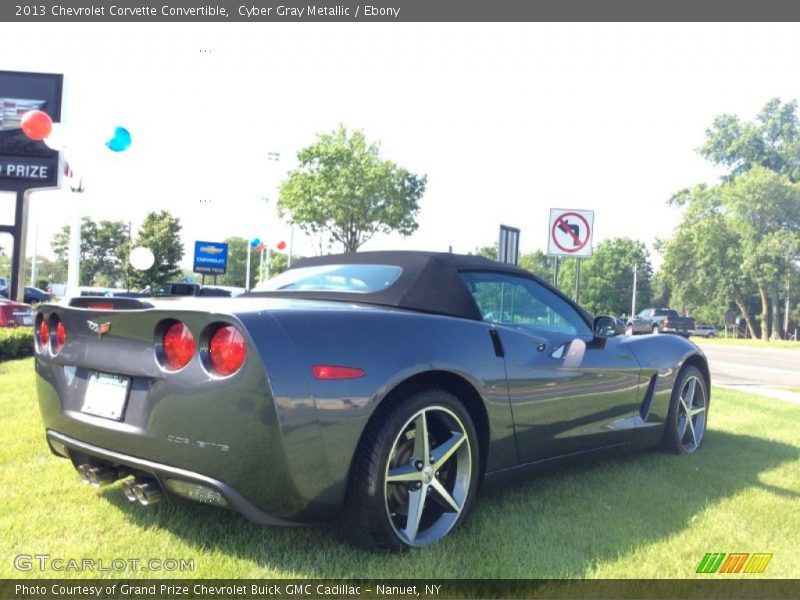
left=99, top=429, right=799, bottom=578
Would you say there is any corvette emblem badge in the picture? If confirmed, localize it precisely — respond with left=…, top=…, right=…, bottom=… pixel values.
left=87, top=320, right=111, bottom=339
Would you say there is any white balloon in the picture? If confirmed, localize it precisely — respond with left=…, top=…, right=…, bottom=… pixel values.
left=129, top=247, right=155, bottom=271
left=43, top=123, right=69, bottom=151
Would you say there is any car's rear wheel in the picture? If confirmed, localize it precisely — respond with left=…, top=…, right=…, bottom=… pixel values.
left=652, top=325, right=660, bottom=335
left=625, top=324, right=634, bottom=336
left=661, top=365, right=709, bottom=454
left=339, top=388, right=480, bottom=551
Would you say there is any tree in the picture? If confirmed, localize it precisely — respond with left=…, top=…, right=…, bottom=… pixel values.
left=555, top=238, right=652, bottom=317
left=51, top=218, right=130, bottom=286
left=128, top=211, right=183, bottom=290
left=217, top=237, right=249, bottom=288
left=278, top=126, right=427, bottom=253
left=701, top=98, right=800, bottom=183
left=666, top=99, right=800, bottom=340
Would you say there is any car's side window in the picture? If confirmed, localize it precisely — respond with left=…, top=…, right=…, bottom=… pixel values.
left=460, top=271, right=591, bottom=338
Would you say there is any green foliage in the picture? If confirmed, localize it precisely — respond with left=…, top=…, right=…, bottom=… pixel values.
left=700, top=98, right=800, bottom=182
left=51, top=218, right=130, bottom=287
left=556, top=239, right=652, bottom=317
left=216, top=237, right=249, bottom=288
left=0, top=327, right=33, bottom=361
left=664, top=99, right=800, bottom=340
left=278, top=125, right=426, bottom=253
left=127, top=211, right=183, bottom=290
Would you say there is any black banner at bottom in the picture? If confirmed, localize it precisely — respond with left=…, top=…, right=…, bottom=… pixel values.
left=1, top=579, right=799, bottom=600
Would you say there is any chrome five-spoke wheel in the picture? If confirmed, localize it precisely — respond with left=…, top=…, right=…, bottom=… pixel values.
left=385, top=406, right=472, bottom=547
left=340, top=388, right=479, bottom=551
left=676, top=374, right=707, bottom=452
left=663, top=365, right=709, bottom=455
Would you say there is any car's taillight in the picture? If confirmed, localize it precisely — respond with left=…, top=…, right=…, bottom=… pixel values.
left=38, top=320, right=50, bottom=349
left=162, top=322, right=196, bottom=370
left=53, top=320, right=67, bottom=354
left=664, top=315, right=670, bottom=326
left=0, top=310, right=6, bottom=327
left=208, top=325, right=246, bottom=376
left=312, top=365, right=365, bottom=380
left=88, top=302, right=114, bottom=310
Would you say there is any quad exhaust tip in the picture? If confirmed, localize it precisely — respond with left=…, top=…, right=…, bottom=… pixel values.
left=77, top=464, right=125, bottom=487
left=78, top=465, right=163, bottom=506
left=122, top=478, right=162, bottom=506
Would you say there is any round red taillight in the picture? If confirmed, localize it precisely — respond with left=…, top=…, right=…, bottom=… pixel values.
left=208, top=325, right=246, bottom=376
left=38, top=320, right=50, bottom=349
left=162, top=322, right=196, bottom=370
left=53, top=321, right=67, bottom=354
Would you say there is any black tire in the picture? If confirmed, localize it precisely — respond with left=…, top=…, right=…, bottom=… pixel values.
left=338, top=388, right=481, bottom=551
left=661, top=365, right=709, bottom=454
left=625, top=324, right=634, bottom=336
left=652, top=324, right=660, bottom=335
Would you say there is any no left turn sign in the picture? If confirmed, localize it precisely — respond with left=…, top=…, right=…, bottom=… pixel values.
left=547, top=208, right=595, bottom=258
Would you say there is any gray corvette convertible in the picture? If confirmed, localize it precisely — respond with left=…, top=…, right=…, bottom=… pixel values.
left=35, top=251, right=710, bottom=550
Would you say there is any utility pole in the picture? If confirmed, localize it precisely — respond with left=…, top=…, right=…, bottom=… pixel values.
left=631, top=263, right=638, bottom=318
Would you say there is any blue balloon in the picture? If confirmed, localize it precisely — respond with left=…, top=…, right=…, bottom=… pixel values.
left=106, top=126, right=132, bottom=152
left=250, top=238, right=261, bottom=248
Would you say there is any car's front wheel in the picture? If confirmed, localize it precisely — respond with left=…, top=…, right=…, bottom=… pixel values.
left=340, top=389, right=480, bottom=551
left=661, top=365, right=709, bottom=454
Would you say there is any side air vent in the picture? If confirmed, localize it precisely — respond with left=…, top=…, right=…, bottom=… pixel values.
left=639, top=374, right=658, bottom=419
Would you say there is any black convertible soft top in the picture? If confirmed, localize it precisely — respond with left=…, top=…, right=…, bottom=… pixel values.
left=248, top=250, right=577, bottom=322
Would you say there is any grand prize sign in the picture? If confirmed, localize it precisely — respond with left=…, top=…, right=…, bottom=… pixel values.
left=0, top=70, right=64, bottom=301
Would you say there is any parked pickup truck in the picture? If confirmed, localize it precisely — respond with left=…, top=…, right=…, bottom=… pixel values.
left=626, top=308, right=695, bottom=337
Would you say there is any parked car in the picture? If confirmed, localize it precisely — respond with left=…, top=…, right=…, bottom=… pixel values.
left=692, top=325, right=718, bottom=338
left=156, top=282, right=244, bottom=297
left=0, top=298, right=35, bottom=327
left=34, top=251, right=710, bottom=550
left=0, top=285, right=53, bottom=305
left=626, top=308, right=695, bottom=337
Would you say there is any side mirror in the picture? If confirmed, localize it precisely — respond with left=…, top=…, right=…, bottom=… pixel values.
left=594, top=316, right=625, bottom=339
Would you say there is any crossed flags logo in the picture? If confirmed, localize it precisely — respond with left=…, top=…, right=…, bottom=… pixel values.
left=696, top=552, right=773, bottom=574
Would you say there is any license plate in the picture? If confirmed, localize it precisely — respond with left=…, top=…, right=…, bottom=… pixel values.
left=21, top=315, right=33, bottom=325
left=81, top=372, right=130, bottom=421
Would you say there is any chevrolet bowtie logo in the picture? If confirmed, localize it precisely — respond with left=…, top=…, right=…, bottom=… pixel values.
left=87, top=320, right=111, bottom=339
left=0, top=98, right=47, bottom=131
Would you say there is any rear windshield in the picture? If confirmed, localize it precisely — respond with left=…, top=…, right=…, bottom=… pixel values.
left=255, top=264, right=403, bottom=294
left=654, top=309, right=679, bottom=317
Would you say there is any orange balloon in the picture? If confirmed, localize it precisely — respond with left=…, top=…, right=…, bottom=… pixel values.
left=21, top=110, right=53, bottom=141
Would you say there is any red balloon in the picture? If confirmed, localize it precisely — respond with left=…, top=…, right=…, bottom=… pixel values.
left=276, top=240, right=287, bottom=251
left=21, top=110, right=53, bottom=141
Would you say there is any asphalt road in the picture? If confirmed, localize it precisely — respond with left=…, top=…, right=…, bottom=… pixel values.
left=698, top=343, right=800, bottom=388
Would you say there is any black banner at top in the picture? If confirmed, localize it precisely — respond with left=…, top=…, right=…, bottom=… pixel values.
left=3, top=0, right=800, bottom=22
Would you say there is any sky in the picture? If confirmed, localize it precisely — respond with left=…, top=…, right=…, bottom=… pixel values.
left=3, top=22, right=800, bottom=274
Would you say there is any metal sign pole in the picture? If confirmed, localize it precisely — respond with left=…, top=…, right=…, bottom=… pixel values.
left=552, top=256, right=559, bottom=287
left=9, top=190, right=29, bottom=303
left=574, top=257, right=581, bottom=303
left=631, top=264, right=638, bottom=317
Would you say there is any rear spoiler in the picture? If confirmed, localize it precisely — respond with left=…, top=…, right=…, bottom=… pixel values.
left=68, top=296, right=154, bottom=310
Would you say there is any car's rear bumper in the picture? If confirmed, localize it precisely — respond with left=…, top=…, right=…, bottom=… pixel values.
left=46, top=429, right=298, bottom=526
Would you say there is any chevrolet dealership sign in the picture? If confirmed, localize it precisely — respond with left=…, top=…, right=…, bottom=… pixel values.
left=0, top=71, right=63, bottom=192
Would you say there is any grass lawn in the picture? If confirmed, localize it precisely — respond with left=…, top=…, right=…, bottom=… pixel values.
left=693, top=336, right=800, bottom=350
left=1, top=358, right=798, bottom=579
